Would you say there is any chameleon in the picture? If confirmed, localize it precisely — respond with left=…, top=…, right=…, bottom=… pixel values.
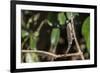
left=66, top=21, right=74, bottom=54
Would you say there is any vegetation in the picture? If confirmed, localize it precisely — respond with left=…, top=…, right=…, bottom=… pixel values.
left=21, top=10, right=90, bottom=62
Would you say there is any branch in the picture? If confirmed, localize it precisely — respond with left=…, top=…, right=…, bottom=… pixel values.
left=70, top=13, right=84, bottom=60
left=22, top=50, right=81, bottom=58
left=22, top=50, right=58, bottom=58
left=57, top=52, right=81, bottom=58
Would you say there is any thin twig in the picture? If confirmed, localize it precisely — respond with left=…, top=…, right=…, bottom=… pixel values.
left=36, top=19, right=47, bottom=32
left=22, top=50, right=81, bottom=58
left=70, top=13, right=84, bottom=60
left=22, top=50, right=58, bottom=58
left=57, top=52, right=81, bottom=58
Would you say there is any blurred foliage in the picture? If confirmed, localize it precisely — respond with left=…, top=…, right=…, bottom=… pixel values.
left=47, top=12, right=58, bottom=26
left=21, top=30, right=29, bottom=38
left=21, top=10, right=90, bottom=62
left=58, top=13, right=66, bottom=25
left=51, top=28, right=60, bottom=48
left=82, top=16, right=90, bottom=53
left=66, top=12, right=79, bottom=19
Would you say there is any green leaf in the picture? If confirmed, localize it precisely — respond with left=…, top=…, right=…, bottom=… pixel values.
left=51, top=28, right=60, bottom=46
left=82, top=16, right=90, bottom=53
left=29, top=31, right=39, bottom=49
left=33, top=13, right=40, bottom=21
left=30, top=33, right=37, bottom=49
left=47, top=13, right=58, bottom=26
left=66, top=12, right=79, bottom=19
left=73, top=13, right=79, bottom=17
left=29, top=33, right=39, bottom=62
left=66, top=12, right=72, bottom=19
left=21, top=30, right=29, bottom=38
left=58, top=13, right=66, bottom=25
